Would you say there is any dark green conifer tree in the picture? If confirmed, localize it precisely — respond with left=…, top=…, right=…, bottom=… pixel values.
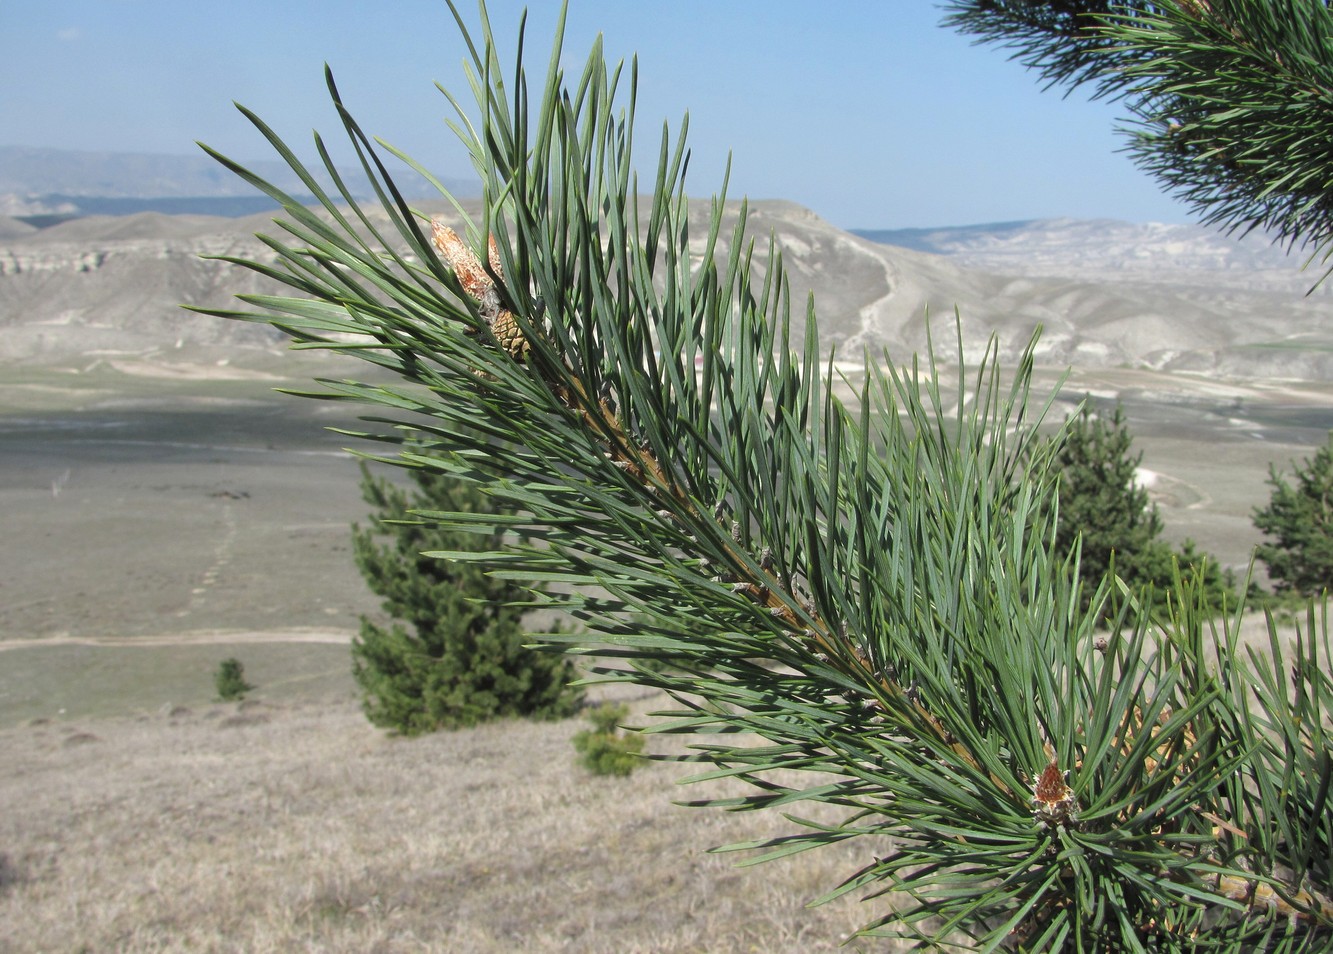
left=1054, top=403, right=1162, bottom=596
left=1253, top=433, right=1333, bottom=596
left=351, top=461, right=583, bottom=733
left=1054, top=402, right=1233, bottom=613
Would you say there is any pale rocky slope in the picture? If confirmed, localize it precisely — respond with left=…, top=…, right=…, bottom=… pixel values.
left=2, top=199, right=1331, bottom=379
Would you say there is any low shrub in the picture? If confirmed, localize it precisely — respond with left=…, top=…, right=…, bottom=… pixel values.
left=214, top=658, right=252, bottom=702
left=572, top=704, right=644, bottom=777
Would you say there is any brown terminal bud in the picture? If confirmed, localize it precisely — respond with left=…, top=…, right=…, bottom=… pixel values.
left=431, top=221, right=503, bottom=318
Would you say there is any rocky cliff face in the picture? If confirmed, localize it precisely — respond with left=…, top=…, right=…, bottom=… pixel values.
left=0, top=215, right=287, bottom=362
left=2, top=199, right=1331, bottom=380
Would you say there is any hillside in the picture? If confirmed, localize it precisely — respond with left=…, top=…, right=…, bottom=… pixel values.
left=3, top=193, right=1332, bottom=954
left=2, top=199, right=1332, bottom=380
left=855, top=217, right=1324, bottom=293
left=0, top=691, right=907, bottom=953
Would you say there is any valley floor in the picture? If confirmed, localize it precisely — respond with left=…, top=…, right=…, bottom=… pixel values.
left=0, top=693, right=909, bottom=953
left=4, top=362, right=1333, bottom=950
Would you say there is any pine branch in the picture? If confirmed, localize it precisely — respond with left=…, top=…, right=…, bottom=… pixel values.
left=195, top=1, right=1333, bottom=946
left=428, top=217, right=1019, bottom=798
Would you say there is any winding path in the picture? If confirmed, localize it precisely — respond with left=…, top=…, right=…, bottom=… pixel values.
left=0, top=628, right=354, bottom=653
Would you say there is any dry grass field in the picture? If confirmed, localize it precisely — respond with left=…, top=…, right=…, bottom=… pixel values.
left=0, top=688, right=912, bottom=953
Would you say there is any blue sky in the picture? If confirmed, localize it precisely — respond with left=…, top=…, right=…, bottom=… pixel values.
left=2, top=1, right=1195, bottom=229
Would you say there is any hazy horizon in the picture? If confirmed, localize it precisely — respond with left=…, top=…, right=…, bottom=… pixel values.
left=2, top=2, right=1201, bottom=232
left=0, top=142, right=1206, bottom=234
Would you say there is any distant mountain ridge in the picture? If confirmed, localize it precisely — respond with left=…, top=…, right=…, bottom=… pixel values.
left=855, top=218, right=1320, bottom=292
left=0, top=145, right=477, bottom=220
left=855, top=221, right=1038, bottom=255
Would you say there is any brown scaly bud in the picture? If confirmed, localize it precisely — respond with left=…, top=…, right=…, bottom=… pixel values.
left=431, top=221, right=503, bottom=318
left=431, top=220, right=537, bottom=362
left=490, top=309, right=531, bottom=361
left=1031, top=760, right=1079, bottom=829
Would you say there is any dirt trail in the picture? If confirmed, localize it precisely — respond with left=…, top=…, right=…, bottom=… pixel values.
left=0, top=627, right=354, bottom=653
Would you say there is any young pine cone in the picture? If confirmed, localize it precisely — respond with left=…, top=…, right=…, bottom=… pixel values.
left=430, top=220, right=533, bottom=360
left=489, top=310, right=531, bottom=361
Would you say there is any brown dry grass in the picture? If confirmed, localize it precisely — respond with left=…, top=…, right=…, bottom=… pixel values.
left=0, top=689, right=911, bottom=953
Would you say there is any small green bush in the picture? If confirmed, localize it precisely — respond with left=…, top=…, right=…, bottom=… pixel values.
left=214, top=658, right=252, bottom=701
left=572, top=703, right=644, bottom=777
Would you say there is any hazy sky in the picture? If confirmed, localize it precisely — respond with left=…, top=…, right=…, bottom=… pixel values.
left=3, top=1, right=1196, bottom=229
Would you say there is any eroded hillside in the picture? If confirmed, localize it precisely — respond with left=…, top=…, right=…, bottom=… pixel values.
left=3, top=200, right=1332, bottom=379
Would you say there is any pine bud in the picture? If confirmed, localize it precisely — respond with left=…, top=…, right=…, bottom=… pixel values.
left=431, top=221, right=502, bottom=317
left=430, top=220, right=536, bottom=363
